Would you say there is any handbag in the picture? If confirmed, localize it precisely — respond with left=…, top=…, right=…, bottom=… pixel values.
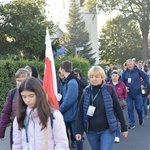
left=118, top=98, right=127, bottom=107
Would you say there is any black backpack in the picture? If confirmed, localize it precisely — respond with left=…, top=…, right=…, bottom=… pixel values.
left=10, top=88, right=17, bottom=100
left=66, top=77, right=86, bottom=103
left=75, top=78, right=86, bottom=103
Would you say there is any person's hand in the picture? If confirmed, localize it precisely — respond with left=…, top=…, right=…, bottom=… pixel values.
left=126, top=87, right=129, bottom=92
left=75, top=134, right=82, bottom=141
left=141, top=85, right=144, bottom=89
left=118, top=122, right=121, bottom=125
left=122, top=131, right=128, bottom=138
left=147, top=94, right=150, bottom=98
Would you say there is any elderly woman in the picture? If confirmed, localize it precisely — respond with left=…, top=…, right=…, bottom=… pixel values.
left=107, top=70, right=127, bottom=143
left=75, top=66, right=128, bottom=150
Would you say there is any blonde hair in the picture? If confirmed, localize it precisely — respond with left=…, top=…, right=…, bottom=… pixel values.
left=88, top=66, right=106, bottom=80
left=25, top=65, right=32, bottom=73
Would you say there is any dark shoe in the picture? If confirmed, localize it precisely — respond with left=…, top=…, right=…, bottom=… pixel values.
left=128, top=125, right=135, bottom=129
left=139, top=119, right=144, bottom=125
left=71, top=141, right=76, bottom=148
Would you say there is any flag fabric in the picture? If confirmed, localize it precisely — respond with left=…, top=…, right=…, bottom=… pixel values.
left=43, top=29, right=59, bottom=109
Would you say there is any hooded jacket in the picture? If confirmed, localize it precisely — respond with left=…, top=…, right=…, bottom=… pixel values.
left=59, top=72, right=78, bottom=122
left=28, top=65, right=43, bottom=84
left=28, top=65, right=38, bottom=78
left=12, top=108, right=69, bottom=150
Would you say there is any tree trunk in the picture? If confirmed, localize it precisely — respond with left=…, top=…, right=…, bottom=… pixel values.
left=140, top=23, right=149, bottom=60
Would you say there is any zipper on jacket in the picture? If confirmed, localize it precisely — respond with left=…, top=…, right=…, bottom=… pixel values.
left=86, top=121, right=89, bottom=132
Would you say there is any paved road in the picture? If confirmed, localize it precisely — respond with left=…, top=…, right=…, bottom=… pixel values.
left=0, top=127, right=10, bottom=150
left=1, top=108, right=150, bottom=150
left=113, top=108, right=150, bottom=150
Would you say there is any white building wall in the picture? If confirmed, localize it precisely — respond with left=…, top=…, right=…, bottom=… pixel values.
left=81, top=12, right=99, bottom=64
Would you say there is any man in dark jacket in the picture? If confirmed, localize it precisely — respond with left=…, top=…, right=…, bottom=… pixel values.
left=57, top=71, right=65, bottom=106
left=121, top=59, right=148, bottom=129
left=59, top=60, right=83, bottom=150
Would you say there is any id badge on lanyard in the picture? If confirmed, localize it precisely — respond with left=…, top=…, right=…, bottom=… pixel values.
left=24, top=143, right=32, bottom=150
left=86, top=87, right=100, bottom=116
left=24, top=110, right=33, bottom=150
left=128, top=78, right=132, bottom=83
left=87, top=105, right=96, bottom=116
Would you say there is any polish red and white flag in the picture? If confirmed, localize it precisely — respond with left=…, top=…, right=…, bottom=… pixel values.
left=43, top=29, right=59, bottom=109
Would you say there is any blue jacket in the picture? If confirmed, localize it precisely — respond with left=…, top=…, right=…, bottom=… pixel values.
left=60, top=73, right=78, bottom=122
left=75, top=84, right=127, bottom=135
left=121, top=67, right=148, bottom=97
left=83, top=84, right=118, bottom=133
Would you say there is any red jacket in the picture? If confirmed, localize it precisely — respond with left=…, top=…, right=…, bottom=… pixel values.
left=107, top=80, right=127, bottom=99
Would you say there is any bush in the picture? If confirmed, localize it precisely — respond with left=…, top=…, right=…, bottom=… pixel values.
left=55, top=56, right=90, bottom=78
left=0, top=56, right=90, bottom=112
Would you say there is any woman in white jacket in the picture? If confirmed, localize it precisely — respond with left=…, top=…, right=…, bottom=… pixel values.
left=12, top=77, right=69, bottom=150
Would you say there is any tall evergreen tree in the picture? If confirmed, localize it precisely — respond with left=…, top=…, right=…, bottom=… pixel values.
left=64, top=0, right=96, bottom=65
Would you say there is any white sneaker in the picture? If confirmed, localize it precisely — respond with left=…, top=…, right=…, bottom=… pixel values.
left=114, top=137, right=120, bottom=143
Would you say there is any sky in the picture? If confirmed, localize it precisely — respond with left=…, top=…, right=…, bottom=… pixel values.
left=0, top=0, right=10, bottom=3
left=0, top=0, right=117, bottom=31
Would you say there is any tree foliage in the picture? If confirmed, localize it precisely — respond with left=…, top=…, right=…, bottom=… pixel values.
left=99, top=15, right=142, bottom=65
left=83, top=0, right=97, bottom=13
left=0, top=0, right=54, bottom=60
left=97, top=0, right=150, bottom=60
left=63, top=0, right=96, bottom=65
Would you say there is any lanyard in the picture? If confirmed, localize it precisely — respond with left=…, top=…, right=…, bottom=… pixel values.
left=24, top=110, right=33, bottom=143
left=91, top=86, right=101, bottom=105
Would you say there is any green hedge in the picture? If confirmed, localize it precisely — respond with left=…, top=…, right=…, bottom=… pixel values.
left=55, top=56, right=90, bottom=78
left=0, top=59, right=45, bottom=112
left=0, top=56, right=90, bottom=112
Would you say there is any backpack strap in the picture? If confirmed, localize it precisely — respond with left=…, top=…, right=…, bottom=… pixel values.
left=106, top=84, right=113, bottom=96
left=10, top=88, right=17, bottom=100
left=9, top=88, right=17, bottom=122
left=49, top=108, right=55, bottom=128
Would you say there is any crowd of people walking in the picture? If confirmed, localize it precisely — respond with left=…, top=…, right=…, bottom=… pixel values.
left=0, top=58, right=150, bottom=150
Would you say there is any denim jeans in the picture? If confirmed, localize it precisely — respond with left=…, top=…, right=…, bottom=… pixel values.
left=143, top=97, right=148, bottom=116
left=65, top=121, right=83, bottom=150
left=116, top=125, right=121, bottom=138
left=127, top=94, right=143, bottom=125
left=86, top=129, right=116, bottom=150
